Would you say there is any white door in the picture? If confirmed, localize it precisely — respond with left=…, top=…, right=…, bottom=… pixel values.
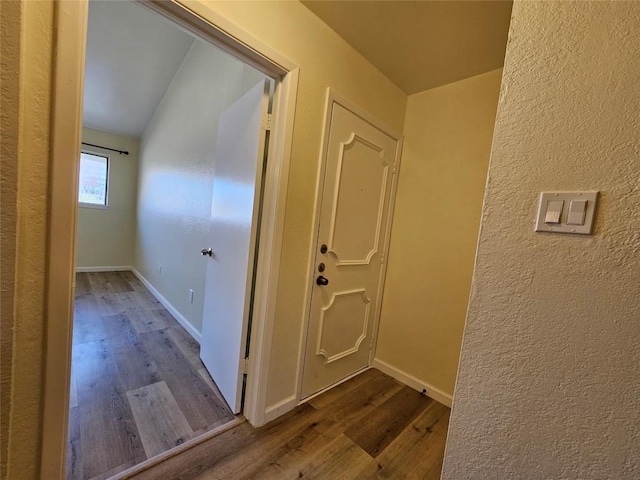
left=200, top=80, right=270, bottom=414
left=301, top=101, right=400, bottom=398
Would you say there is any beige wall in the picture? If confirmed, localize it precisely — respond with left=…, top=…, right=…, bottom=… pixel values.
left=0, top=1, right=21, bottom=477
left=443, top=2, right=640, bottom=478
left=5, top=0, right=401, bottom=475
left=134, top=39, right=265, bottom=334
left=377, top=69, right=502, bottom=400
left=191, top=1, right=407, bottom=407
left=1, top=1, right=55, bottom=478
left=76, top=128, right=139, bottom=268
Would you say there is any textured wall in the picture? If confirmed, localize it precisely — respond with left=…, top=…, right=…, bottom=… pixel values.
left=1, top=1, right=55, bottom=478
left=76, top=128, right=139, bottom=268
left=377, top=69, right=502, bottom=400
left=443, top=2, right=640, bottom=478
left=135, top=40, right=264, bottom=333
left=0, top=1, right=22, bottom=477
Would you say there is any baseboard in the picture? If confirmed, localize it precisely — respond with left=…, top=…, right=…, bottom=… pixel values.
left=129, top=267, right=202, bottom=343
left=373, top=358, right=453, bottom=408
left=76, top=265, right=132, bottom=273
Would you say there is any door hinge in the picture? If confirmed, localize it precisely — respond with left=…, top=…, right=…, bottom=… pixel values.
left=243, top=357, right=250, bottom=375
left=265, top=113, right=272, bottom=131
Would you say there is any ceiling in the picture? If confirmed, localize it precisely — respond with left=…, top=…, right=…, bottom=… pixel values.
left=83, top=1, right=513, bottom=136
left=302, top=0, right=513, bottom=94
left=83, top=0, right=195, bottom=137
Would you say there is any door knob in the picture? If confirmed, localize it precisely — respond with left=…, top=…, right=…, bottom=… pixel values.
left=316, top=275, right=329, bottom=286
left=201, top=248, right=213, bottom=257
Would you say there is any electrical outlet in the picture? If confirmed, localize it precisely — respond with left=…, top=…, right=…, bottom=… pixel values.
left=188, top=289, right=194, bottom=304
left=158, top=265, right=162, bottom=275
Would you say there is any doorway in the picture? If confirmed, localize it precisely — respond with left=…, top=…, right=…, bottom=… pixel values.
left=68, top=1, right=274, bottom=478
left=44, top=1, right=298, bottom=479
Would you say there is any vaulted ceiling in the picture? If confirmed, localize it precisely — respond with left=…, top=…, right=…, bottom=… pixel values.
left=83, top=0, right=194, bottom=137
left=302, top=0, right=513, bottom=94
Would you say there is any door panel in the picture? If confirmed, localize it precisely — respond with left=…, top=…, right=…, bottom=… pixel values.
left=317, top=288, right=371, bottom=363
left=200, top=79, right=270, bottom=414
left=301, top=102, right=399, bottom=398
left=329, top=135, right=389, bottom=265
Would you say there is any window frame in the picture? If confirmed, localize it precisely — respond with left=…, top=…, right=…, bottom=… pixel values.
left=78, top=149, right=110, bottom=209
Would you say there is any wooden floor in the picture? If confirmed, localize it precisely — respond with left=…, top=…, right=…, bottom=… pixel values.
left=129, top=368, right=450, bottom=480
left=67, top=271, right=235, bottom=480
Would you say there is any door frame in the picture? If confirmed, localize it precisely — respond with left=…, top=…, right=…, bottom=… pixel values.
left=41, top=1, right=299, bottom=478
left=296, top=89, right=404, bottom=401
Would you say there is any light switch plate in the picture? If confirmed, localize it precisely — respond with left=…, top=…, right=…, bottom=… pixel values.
left=535, top=191, right=599, bottom=235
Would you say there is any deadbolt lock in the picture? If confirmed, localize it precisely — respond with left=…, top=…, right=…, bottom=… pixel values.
left=320, top=244, right=328, bottom=254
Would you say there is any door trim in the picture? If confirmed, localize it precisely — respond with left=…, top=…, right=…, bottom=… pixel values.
left=42, top=1, right=299, bottom=478
left=295, top=89, right=404, bottom=402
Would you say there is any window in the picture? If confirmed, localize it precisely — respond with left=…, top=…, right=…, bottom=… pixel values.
left=78, top=152, right=109, bottom=207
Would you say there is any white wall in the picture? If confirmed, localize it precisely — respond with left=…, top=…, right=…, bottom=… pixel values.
left=134, top=40, right=265, bottom=334
left=443, top=2, right=640, bottom=478
left=76, top=128, right=139, bottom=268
left=376, top=69, right=502, bottom=403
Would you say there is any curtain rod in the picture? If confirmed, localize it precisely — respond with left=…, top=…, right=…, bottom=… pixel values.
left=82, top=142, right=129, bottom=155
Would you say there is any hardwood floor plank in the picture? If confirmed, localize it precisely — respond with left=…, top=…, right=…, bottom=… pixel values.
left=318, top=369, right=404, bottom=431
left=129, top=423, right=258, bottom=480
left=75, top=272, right=92, bottom=297
left=307, top=368, right=385, bottom=411
left=73, top=294, right=121, bottom=345
left=248, top=412, right=344, bottom=480
left=248, top=375, right=400, bottom=480
left=90, top=459, right=140, bottom=480
left=66, top=406, right=83, bottom=480
left=355, top=399, right=450, bottom=479
left=117, top=291, right=162, bottom=311
left=87, top=271, right=133, bottom=295
left=86, top=272, right=110, bottom=295
left=74, top=339, right=146, bottom=478
left=125, top=308, right=173, bottom=333
left=119, top=270, right=147, bottom=292
left=184, top=417, right=239, bottom=443
left=109, top=314, right=162, bottom=392
left=96, top=293, right=126, bottom=316
left=103, top=271, right=135, bottom=293
left=193, top=404, right=323, bottom=480
left=288, top=434, right=373, bottom=480
left=197, top=368, right=228, bottom=407
left=142, top=329, right=234, bottom=431
left=69, top=360, right=78, bottom=408
left=168, top=325, right=202, bottom=368
left=344, top=385, right=431, bottom=458
left=127, top=381, right=194, bottom=458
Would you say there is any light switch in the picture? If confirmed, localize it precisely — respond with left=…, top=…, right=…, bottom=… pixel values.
left=567, top=199, right=587, bottom=225
left=535, top=191, right=598, bottom=235
left=544, top=200, right=564, bottom=224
